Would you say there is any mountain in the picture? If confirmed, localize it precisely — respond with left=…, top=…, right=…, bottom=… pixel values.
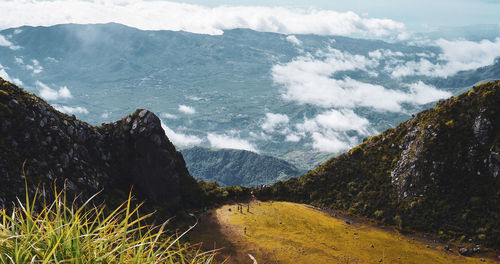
left=256, top=81, right=500, bottom=249
left=181, top=146, right=304, bottom=187
left=0, top=78, right=202, bottom=212
left=1, top=23, right=498, bottom=170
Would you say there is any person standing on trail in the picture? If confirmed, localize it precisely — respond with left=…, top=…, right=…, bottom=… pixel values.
left=247, top=204, right=250, bottom=212
left=244, top=227, right=247, bottom=235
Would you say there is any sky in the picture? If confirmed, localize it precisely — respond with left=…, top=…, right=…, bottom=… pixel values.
left=166, top=0, right=500, bottom=30
left=0, top=0, right=498, bottom=39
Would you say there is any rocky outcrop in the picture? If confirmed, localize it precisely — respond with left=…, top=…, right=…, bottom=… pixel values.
left=0, top=79, right=197, bottom=210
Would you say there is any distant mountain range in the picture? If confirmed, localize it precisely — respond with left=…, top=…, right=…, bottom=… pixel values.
left=181, top=146, right=303, bottom=187
left=1, top=23, right=499, bottom=170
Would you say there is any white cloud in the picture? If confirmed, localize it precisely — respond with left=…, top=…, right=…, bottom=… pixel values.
left=0, top=34, right=20, bottom=50
left=368, top=49, right=404, bottom=59
left=407, top=81, right=452, bottom=105
left=392, top=38, right=500, bottom=78
left=53, top=105, right=89, bottom=114
left=286, top=35, right=302, bottom=46
left=0, top=64, right=12, bottom=82
left=37, top=81, right=73, bottom=101
left=285, top=133, right=301, bottom=142
left=12, top=78, right=23, bottom=86
left=0, top=64, right=22, bottom=86
left=14, top=57, right=24, bottom=65
left=272, top=48, right=451, bottom=112
left=261, top=113, right=289, bottom=132
left=293, top=109, right=373, bottom=153
left=0, top=0, right=405, bottom=38
left=160, top=112, right=178, bottom=119
left=26, top=59, right=43, bottom=74
left=178, top=104, right=195, bottom=114
left=101, top=111, right=111, bottom=118
left=314, top=109, right=371, bottom=135
left=160, top=121, right=202, bottom=147
left=310, top=130, right=356, bottom=153
left=207, top=133, right=257, bottom=152
left=45, top=57, right=58, bottom=63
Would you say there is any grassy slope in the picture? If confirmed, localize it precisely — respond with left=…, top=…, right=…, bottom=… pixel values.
left=190, top=201, right=498, bottom=264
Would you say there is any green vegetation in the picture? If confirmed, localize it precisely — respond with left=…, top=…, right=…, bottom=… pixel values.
left=181, top=147, right=304, bottom=187
left=0, top=184, right=215, bottom=263
left=255, top=81, right=500, bottom=249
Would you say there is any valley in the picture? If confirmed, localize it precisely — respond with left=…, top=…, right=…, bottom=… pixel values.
left=190, top=201, right=498, bottom=263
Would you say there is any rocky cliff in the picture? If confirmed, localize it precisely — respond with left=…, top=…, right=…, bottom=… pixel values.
left=0, top=78, right=200, bottom=211
left=256, top=81, right=500, bottom=249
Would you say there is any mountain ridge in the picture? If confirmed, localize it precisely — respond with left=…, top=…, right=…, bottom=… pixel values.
left=256, top=81, right=500, bottom=249
left=181, top=146, right=304, bottom=187
left=0, top=78, right=202, bottom=212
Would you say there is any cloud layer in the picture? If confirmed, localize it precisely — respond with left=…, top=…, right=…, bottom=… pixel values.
left=207, top=133, right=257, bottom=152
left=0, top=0, right=405, bottom=38
left=272, top=48, right=451, bottom=112
left=37, top=81, right=72, bottom=101
left=392, top=38, right=500, bottom=78
left=161, top=121, right=203, bottom=147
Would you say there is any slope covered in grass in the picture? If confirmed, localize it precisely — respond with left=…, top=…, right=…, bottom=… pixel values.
left=190, top=201, right=497, bottom=263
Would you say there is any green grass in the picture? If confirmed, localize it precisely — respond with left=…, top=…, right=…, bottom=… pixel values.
left=0, top=182, right=215, bottom=263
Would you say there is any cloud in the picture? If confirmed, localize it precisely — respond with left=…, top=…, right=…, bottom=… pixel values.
left=160, top=112, right=178, bottom=119
left=0, top=64, right=22, bottom=86
left=26, top=59, right=43, bottom=74
left=392, top=37, right=500, bottom=78
left=12, top=78, right=23, bottom=86
left=294, top=109, right=371, bottom=153
left=406, top=81, right=452, bottom=105
left=285, top=133, right=301, bottom=142
left=37, top=81, right=72, bottom=101
left=0, top=0, right=405, bottom=38
left=261, top=113, right=289, bottom=132
left=0, top=34, right=20, bottom=50
left=207, top=133, right=257, bottom=152
left=286, top=35, right=302, bottom=46
left=14, top=57, right=23, bottom=65
left=178, top=104, right=195, bottom=114
left=0, top=64, right=12, bottom=82
left=368, top=49, right=404, bottom=59
left=160, top=121, right=203, bottom=147
left=100, top=111, right=111, bottom=118
left=53, top=105, right=89, bottom=114
left=272, top=48, right=451, bottom=112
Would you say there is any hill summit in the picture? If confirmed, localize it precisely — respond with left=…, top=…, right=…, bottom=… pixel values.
left=0, top=78, right=200, bottom=211
left=256, top=81, right=500, bottom=249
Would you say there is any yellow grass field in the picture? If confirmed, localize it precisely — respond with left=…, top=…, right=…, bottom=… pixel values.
left=189, top=201, right=499, bottom=264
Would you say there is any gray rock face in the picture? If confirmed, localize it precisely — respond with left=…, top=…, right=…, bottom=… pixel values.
left=390, top=122, right=438, bottom=200
left=473, top=115, right=492, bottom=145
left=0, top=80, right=192, bottom=210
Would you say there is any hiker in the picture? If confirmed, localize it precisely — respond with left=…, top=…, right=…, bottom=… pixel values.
left=247, top=204, right=250, bottom=212
left=244, top=227, right=247, bottom=234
